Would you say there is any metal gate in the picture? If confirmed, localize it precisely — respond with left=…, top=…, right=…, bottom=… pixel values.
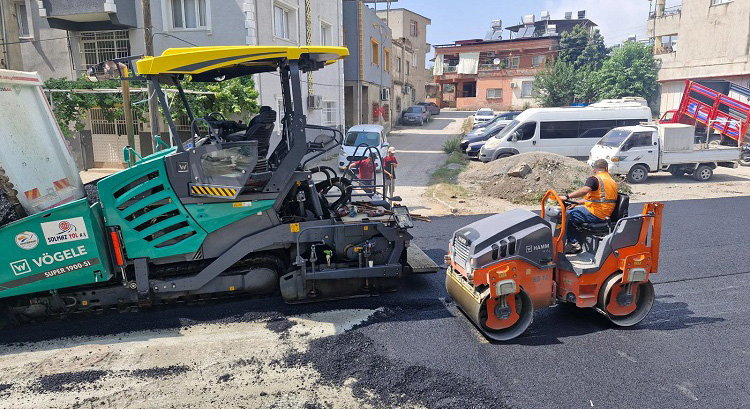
left=89, top=107, right=142, bottom=165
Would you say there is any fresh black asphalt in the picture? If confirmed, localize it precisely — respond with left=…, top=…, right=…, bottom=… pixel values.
left=2, top=196, right=749, bottom=408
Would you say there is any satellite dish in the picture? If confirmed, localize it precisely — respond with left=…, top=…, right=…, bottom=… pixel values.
left=493, top=58, right=501, bottom=65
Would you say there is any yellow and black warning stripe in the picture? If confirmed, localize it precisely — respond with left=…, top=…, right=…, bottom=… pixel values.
left=190, top=184, right=238, bottom=198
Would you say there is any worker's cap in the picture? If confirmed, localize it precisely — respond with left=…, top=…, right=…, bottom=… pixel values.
left=388, top=147, right=396, bottom=153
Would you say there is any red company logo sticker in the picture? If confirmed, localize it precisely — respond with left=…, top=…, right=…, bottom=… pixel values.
left=41, top=217, right=89, bottom=245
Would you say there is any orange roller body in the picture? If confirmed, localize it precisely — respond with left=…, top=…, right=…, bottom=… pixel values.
left=446, top=190, right=663, bottom=341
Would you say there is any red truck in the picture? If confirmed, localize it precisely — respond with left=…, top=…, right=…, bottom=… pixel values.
left=659, top=79, right=750, bottom=165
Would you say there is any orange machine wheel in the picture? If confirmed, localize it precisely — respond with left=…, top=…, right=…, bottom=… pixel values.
left=598, top=273, right=655, bottom=327
left=478, top=288, right=534, bottom=341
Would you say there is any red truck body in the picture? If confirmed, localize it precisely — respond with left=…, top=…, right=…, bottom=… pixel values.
left=659, top=79, right=750, bottom=145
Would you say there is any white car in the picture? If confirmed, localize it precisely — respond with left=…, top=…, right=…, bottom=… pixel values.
left=338, top=124, right=388, bottom=170
left=473, top=108, right=495, bottom=126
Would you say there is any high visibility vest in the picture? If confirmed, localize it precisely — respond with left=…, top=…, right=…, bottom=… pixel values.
left=584, top=172, right=618, bottom=220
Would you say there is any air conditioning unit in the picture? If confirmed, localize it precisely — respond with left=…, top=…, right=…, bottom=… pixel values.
left=510, top=82, right=518, bottom=89
left=564, top=11, right=572, bottom=20
left=380, top=88, right=391, bottom=101
left=307, top=95, right=322, bottom=109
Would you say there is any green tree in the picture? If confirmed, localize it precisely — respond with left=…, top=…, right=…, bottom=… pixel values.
left=45, top=75, right=260, bottom=138
left=594, top=42, right=658, bottom=103
left=558, top=25, right=608, bottom=70
left=574, top=68, right=599, bottom=103
left=533, top=60, right=577, bottom=107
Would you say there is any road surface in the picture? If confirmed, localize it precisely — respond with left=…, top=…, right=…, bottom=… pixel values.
left=3, top=112, right=749, bottom=408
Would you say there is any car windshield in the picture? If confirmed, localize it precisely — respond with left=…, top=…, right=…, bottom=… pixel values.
left=482, top=122, right=506, bottom=136
left=406, top=107, right=422, bottom=113
left=344, top=131, right=380, bottom=147
left=492, top=120, right=520, bottom=139
left=476, top=109, right=493, bottom=116
left=498, top=112, right=518, bottom=120
left=597, top=129, right=632, bottom=147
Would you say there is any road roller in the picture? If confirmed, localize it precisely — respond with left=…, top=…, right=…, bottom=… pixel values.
left=445, top=190, right=663, bottom=341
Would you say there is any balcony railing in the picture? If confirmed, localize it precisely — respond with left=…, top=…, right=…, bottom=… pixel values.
left=443, top=65, right=457, bottom=73
left=649, top=5, right=681, bottom=19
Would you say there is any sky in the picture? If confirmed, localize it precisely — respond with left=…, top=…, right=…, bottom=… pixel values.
left=374, top=0, right=681, bottom=66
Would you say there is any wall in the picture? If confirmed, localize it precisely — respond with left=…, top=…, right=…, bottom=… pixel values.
left=255, top=0, right=345, bottom=150
left=16, top=2, right=74, bottom=79
left=648, top=0, right=750, bottom=82
left=376, top=8, right=430, bottom=102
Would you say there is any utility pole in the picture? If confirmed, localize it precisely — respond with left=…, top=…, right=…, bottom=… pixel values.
left=142, top=0, right=161, bottom=148
left=1, top=0, right=23, bottom=70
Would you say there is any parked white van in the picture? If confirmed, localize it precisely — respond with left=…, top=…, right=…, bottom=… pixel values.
left=478, top=98, right=652, bottom=162
left=338, top=124, right=388, bottom=170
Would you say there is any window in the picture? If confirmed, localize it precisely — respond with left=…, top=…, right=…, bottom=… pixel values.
left=371, top=39, right=379, bottom=65
left=409, top=20, right=418, bottom=37
left=617, top=119, right=643, bottom=127
left=540, top=121, right=580, bottom=139
left=486, top=88, right=503, bottom=99
left=521, top=81, right=534, bottom=97
left=320, top=21, right=332, bottom=46
left=510, top=56, right=520, bottom=69
left=412, top=53, right=417, bottom=67
left=322, top=101, right=337, bottom=127
left=531, top=55, right=545, bottom=68
left=629, top=132, right=654, bottom=148
left=170, top=0, right=208, bottom=29
left=406, top=63, right=410, bottom=76
left=80, top=31, right=131, bottom=69
left=384, top=48, right=390, bottom=71
left=578, top=120, right=617, bottom=139
left=274, top=4, right=290, bottom=39
left=711, top=0, right=732, bottom=5
left=396, top=56, right=401, bottom=73
left=515, top=122, right=537, bottom=141
left=15, top=2, right=30, bottom=38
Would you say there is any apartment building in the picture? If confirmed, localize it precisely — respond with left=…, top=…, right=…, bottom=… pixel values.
left=342, top=1, right=392, bottom=130
left=0, top=0, right=344, bottom=166
left=432, top=12, right=597, bottom=111
left=375, top=8, right=430, bottom=104
left=647, top=0, right=750, bottom=114
left=389, top=36, right=416, bottom=125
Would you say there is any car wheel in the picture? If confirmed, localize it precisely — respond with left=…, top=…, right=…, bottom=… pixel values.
left=740, top=151, right=750, bottom=166
left=419, top=119, right=424, bottom=126
left=494, top=153, right=513, bottom=161
left=693, top=165, right=713, bottom=182
left=627, top=164, right=649, bottom=184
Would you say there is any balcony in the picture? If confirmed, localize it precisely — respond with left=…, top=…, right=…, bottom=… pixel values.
left=40, top=0, right=137, bottom=31
left=648, top=5, right=681, bottom=19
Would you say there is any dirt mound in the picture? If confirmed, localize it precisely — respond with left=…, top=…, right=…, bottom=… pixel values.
left=460, top=152, right=626, bottom=204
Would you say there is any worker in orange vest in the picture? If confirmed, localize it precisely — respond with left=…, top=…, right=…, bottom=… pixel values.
left=560, top=159, right=618, bottom=254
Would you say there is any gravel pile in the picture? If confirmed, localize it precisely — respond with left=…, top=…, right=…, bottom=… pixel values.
left=265, top=317, right=297, bottom=339
left=286, top=330, right=506, bottom=409
left=0, top=192, right=20, bottom=227
left=33, top=370, right=109, bottom=393
left=460, top=152, right=630, bottom=205
left=129, top=365, right=190, bottom=379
